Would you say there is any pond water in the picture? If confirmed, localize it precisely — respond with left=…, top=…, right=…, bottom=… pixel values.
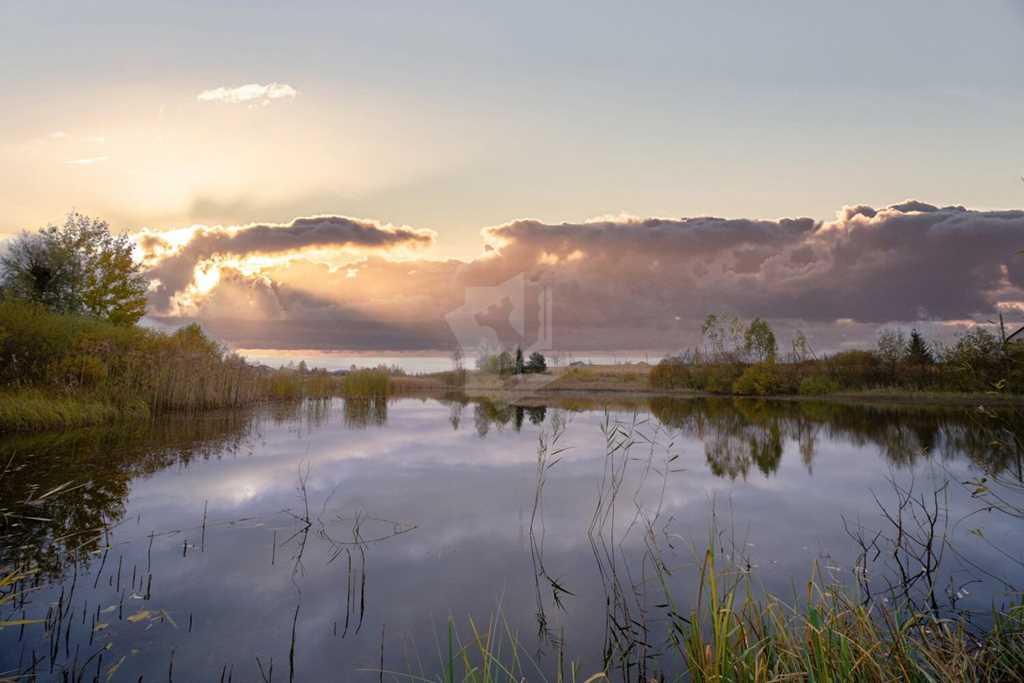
left=1, top=396, right=1022, bottom=681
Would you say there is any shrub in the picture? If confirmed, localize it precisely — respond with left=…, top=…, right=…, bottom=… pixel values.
left=773, top=362, right=801, bottom=394
left=686, top=364, right=743, bottom=393
left=50, top=353, right=108, bottom=389
left=687, top=365, right=710, bottom=391
left=1006, top=346, right=1024, bottom=394
left=826, top=350, right=883, bottom=388
left=705, top=364, right=743, bottom=394
left=732, top=362, right=785, bottom=396
left=799, top=375, right=840, bottom=396
left=649, top=357, right=691, bottom=389
left=941, top=326, right=1004, bottom=391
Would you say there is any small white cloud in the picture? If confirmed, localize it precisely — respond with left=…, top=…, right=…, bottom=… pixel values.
left=64, top=156, right=109, bottom=166
left=82, top=135, right=106, bottom=144
left=196, top=82, right=298, bottom=107
left=48, top=131, right=69, bottom=141
left=583, top=211, right=643, bottom=224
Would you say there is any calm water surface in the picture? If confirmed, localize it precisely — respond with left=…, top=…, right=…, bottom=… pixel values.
left=1, top=396, right=1021, bottom=680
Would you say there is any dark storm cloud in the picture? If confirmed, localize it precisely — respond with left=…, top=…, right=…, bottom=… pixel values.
left=143, top=202, right=1024, bottom=351
left=144, top=216, right=435, bottom=311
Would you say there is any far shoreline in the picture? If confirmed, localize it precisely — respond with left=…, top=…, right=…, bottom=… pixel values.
left=5, top=363, right=1022, bottom=435
left=393, top=363, right=1024, bottom=408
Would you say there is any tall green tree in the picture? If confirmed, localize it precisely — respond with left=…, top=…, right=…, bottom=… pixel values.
left=906, top=329, right=934, bottom=365
left=514, top=346, right=525, bottom=375
left=702, top=313, right=745, bottom=360
left=877, top=328, right=907, bottom=378
left=0, top=224, right=81, bottom=314
left=743, top=318, right=777, bottom=363
left=0, top=212, right=147, bottom=325
left=790, top=330, right=813, bottom=362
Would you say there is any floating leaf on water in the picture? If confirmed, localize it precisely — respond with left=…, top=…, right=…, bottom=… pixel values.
left=94, top=622, right=109, bottom=632
left=127, top=609, right=154, bottom=623
left=105, top=655, right=126, bottom=681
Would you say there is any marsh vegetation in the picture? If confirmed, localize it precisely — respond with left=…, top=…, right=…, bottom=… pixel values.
left=0, top=297, right=392, bottom=430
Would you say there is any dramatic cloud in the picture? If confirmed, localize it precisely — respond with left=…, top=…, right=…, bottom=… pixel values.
left=142, top=216, right=436, bottom=313
left=197, top=82, right=298, bottom=107
left=472, top=202, right=1024, bottom=325
left=142, top=202, right=1024, bottom=352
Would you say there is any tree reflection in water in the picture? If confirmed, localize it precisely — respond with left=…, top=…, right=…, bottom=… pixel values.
left=431, top=394, right=1020, bottom=480
left=1, top=394, right=1022, bottom=681
left=3, top=394, right=1018, bottom=596
left=647, top=396, right=1020, bottom=479
left=0, top=411, right=258, bottom=578
left=342, top=396, right=387, bottom=428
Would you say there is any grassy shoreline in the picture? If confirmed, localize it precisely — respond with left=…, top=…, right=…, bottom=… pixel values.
left=0, top=302, right=398, bottom=433
left=395, top=365, right=1024, bottom=407
left=0, top=390, right=146, bottom=432
left=4, top=372, right=1019, bottom=435
left=0, top=369, right=393, bottom=434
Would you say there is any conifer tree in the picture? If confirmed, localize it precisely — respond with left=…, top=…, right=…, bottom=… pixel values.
left=906, top=329, right=934, bottom=365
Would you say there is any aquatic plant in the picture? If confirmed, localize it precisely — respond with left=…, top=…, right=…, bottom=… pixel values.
left=663, top=544, right=1024, bottom=682
left=342, top=369, right=390, bottom=398
left=0, top=300, right=351, bottom=430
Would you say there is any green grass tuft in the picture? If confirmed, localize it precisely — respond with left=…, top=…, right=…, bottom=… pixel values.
left=0, top=389, right=147, bottom=432
left=343, top=369, right=390, bottom=398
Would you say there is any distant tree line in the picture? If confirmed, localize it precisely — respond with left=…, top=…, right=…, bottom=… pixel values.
left=476, top=346, right=547, bottom=376
left=651, top=314, right=1024, bottom=396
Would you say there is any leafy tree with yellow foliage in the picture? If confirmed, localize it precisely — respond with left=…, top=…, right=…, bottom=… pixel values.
left=0, top=212, right=147, bottom=325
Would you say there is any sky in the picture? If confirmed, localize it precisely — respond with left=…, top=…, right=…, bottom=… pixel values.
left=2, top=1, right=1024, bottom=356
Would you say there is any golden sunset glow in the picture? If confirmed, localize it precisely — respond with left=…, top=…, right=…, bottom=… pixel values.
left=4, top=7, right=1024, bottom=680
left=2, top=2, right=1023, bottom=355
